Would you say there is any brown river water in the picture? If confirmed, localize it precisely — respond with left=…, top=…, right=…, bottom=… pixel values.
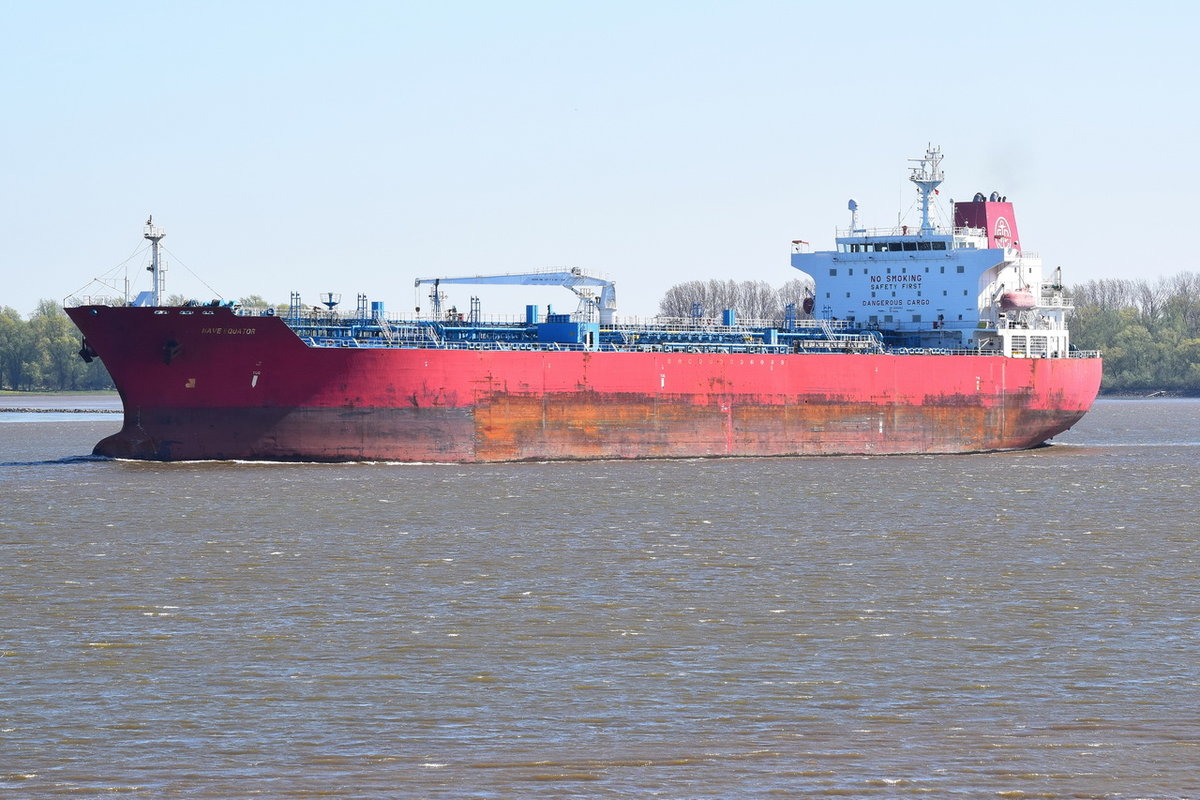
left=1, top=397, right=1198, bottom=798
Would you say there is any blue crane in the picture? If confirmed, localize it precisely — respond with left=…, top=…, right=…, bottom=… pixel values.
left=414, top=267, right=617, bottom=325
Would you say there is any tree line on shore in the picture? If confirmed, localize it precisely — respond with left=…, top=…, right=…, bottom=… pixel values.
left=1068, top=272, right=1200, bottom=394
left=657, top=279, right=814, bottom=321
left=0, top=301, right=113, bottom=391
left=3, top=274, right=1198, bottom=393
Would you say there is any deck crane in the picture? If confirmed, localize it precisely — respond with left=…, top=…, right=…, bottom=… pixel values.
left=414, top=267, right=617, bottom=325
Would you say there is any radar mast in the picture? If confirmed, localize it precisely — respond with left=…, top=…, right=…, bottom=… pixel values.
left=144, top=216, right=166, bottom=306
left=908, top=145, right=944, bottom=234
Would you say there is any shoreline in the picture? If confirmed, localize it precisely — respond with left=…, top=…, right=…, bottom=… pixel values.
left=0, top=390, right=118, bottom=396
left=0, top=407, right=121, bottom=414
left=0, top=392, right=123, bottom=414
left=1099, top=390, right=1200, bottom=398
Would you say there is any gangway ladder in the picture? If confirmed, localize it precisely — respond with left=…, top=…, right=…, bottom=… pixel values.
left=376, top=313, right=398, bottom=345
left=424, top=322, right=443, bottom=347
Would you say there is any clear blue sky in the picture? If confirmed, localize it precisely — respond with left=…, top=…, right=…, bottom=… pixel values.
left=2, top=0, right=1195, bottom=318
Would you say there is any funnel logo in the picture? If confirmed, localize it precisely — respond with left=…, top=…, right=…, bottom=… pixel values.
left=994, top=217, right=1012, bottom=243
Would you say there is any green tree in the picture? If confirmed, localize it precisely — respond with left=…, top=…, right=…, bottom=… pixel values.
left=0, top=301, right=114, bottom=391
left=29, top=301, right=85, bottom=390
left=0, top=306, right=34, bottom=389
left=1070, top=272, right=1200, bottom=394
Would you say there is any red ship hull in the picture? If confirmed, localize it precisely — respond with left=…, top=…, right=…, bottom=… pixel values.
left=67, top=306, right=1102, bottom=462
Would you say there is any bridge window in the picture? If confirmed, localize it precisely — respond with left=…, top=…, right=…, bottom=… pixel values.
left=918, top=241, right=932, bottom=251
left=933, top=241, right=947, bottom=250
left=903, top=242, right=917, bottom=251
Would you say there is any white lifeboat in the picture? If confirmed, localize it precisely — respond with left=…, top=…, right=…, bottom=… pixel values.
left=999, top=290, right=1037, bottom=311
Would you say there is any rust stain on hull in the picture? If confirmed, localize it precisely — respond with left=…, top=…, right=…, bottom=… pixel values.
left=94, top=390, right=1092, bottom=463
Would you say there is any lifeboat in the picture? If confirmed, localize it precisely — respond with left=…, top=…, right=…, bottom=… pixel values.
left=999, top=290, right=1037, bottom=311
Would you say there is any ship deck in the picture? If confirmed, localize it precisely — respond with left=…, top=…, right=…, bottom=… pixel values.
left=229, top=308, right=1100, bottom=358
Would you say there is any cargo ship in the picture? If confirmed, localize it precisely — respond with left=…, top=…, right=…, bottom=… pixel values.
left=66, top=147, right=1101, bottom=462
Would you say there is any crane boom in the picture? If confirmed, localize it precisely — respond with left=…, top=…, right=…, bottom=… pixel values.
left=414, top=267, right=617, bottom=324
